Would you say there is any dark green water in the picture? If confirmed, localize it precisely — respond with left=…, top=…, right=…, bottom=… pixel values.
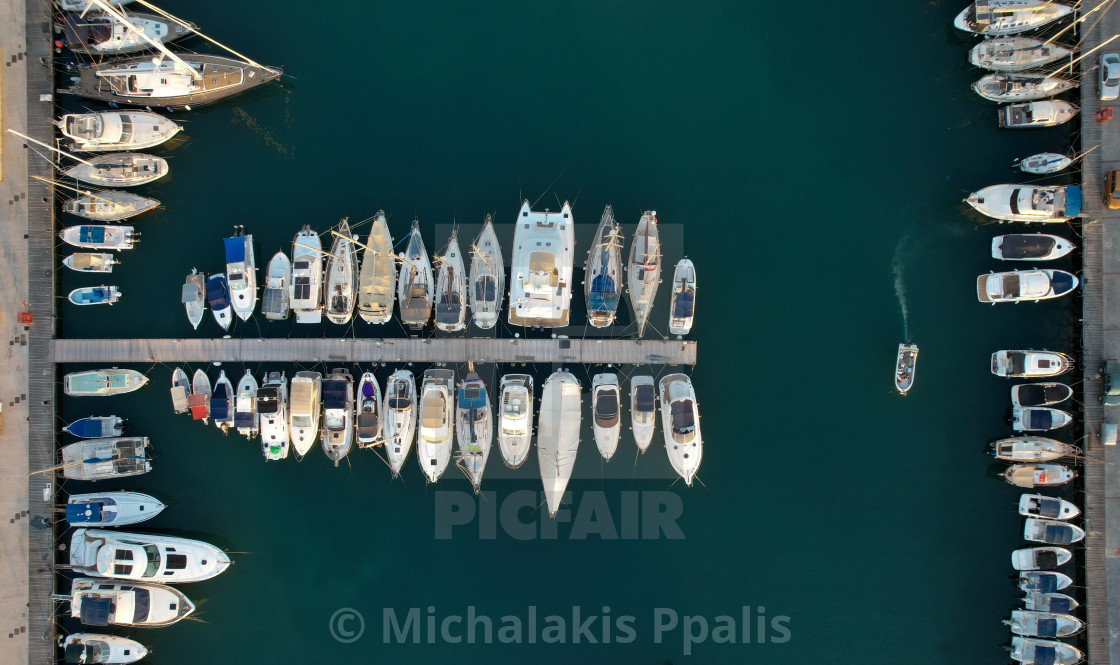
left=54, top=1, right=1086, bottom=663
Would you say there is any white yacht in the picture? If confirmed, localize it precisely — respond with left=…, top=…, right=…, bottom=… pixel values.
left=435, top=230, right=467, bottom=332
left=998, top=100, right=1079, bottom=128
left=205, top=273, right=232, bottom=331
left=660, top=373, right=702, bottom=486
left=356, top=210, right=396, bottom=324
left=234, top=370, right=259, bottom=439
left=966, top=185, right=1081, bottom=223
left=1019, top=494, right=1080, bottom=520
left=628, top=210, right=662, bottom=336
left=398, top=221, right=434, bottom=329
left=969, top=37, right=1072, bottom=72
left=61, top=633, right=148, bottom=665
left=181, top=269, right=204, bottom=329
left=64, top=252, right=117, bottom=274
left=60, top=9, right=194, bottom=56
left=508, top=200, right=575, bottom=328
left=1006, top=611, right=1083, bottom=639
left=1003, top=464, right=1076, bottom=488
left=321, top=369, right=354, bottom=466
left=954, top=1, right=1074, bottom=36
left=469, top=215, right=505, bottom=329
left=66, top=578, right=195, bottom=628
left=64, top=153, right=168, bottom=188
left=591, top=373, right=621, bottom=461
left=225, top=227, right=256, bottom=321
left=356, top=371, right=382, bottom=447
left=65, top=491, right=164, bottom=527
left=1024, top=518, right=1085, bottom=545
left=61, top=438, right=150, bottom=481
left=1011, top=407, right=1073, bottom=432
left=630, top=376, right=656, bottom=452
left=538, top=371, right=582, bottom=518
left=210, top=370, right=234, bottom=433
left=325, top=218, right=357, bottom=325
left=60, top=225, right=138, bottom=250
left=262, top=251, right=291, bottom=321
left=668, top=259, right=696, bottom=335
left=69, top=529, right=230, bottom=583
left=991, top=350, right=1074, bottom=378
left=57, top=111, right=181, bottom=153
left=1011, top=546, right=1072, bottom=571
left=417, top=369, right=455, bottom=482
left=189, top=369, right=210, bottom=424
left=972, top=73, right=1076, bottom=102
left=382, top=369, right=417, bottom=477
left=992, top=234, right=1075, bottom=261
left=456, top=372, right=492, bottom=493
left=290, top=226, right=324, bottom=324
left=63, top=190, right=158, bottom=222
left=59, top=0, right=134, bottom=9
left=977, top=269, right=1078, bottom=303
left=288, top=371, right=322, bottom=458
left=498, top=374, right=533, bottom=469
left=992, top=436, right=1078, bottom=461
left=169, top=367, right=189, bottom=414
left=258, top=371, right=289, bottom=461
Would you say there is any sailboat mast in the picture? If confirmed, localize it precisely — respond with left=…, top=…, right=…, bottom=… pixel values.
left=132, top=0, right=267, bottom=69
left=1046, top=33, right=1120, bottom=77
left=7, top=129, right=96, bottom=167
left=83, top=0, right=202, bottom=80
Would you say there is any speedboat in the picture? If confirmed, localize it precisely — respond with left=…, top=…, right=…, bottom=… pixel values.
left=456, top=372, right=492, bottom=493
left=592, top=373, right=621, bottom=461
left=628, top=210, right=661, bottom=336
left=972, top=73, right=1076, bottom=102
left=64, top=153, right=168, bottom=188
left=992, top=350, right=1073, bottom=378
left=289, top=371, right=322, bottom=458
left=356, top=371, right=382, bottom=447
left=509, top=200, right=575, bottom=328
left=977, top=269, right=1077, bottom=303
left=998, top=100, right=1079, bottom=128
left=668, top=259, right=696, bottom=335
left=206, top=273, right=232, bottom=330
left=1006, top=611, right=1083, bottom=638
left=1003, top=464, right=1076, bottom=488
left=356, top=210, right=396, bottom=324
left=210, top=370, right=234, bottom=434
left=69, top=528, right=230, bottom=583
left=325, top=218, right=357, bottom=325
left=1010, top=636, right=1085, bottom=664
left=1024, top=518, right=1085, bottom=544
left=189, top=369, right=211, bottom=424
left=434, top=230, right=467, bottom=332
left=290, top=226, right=324, bottom=324
left=382, top=369, right=417, bottom=477
left=234, top=370, right=259, bottom=439
left=966, top=185, right=1081, bottom=223
left=1014, top=153, right=1073, bottom=175
left=225, top=227, right=256, bottom=321
left=896, top=343, right=919, bottom=394
left=63, top=252, right=117, bottom=273
left=993, top=436, right=1078, bottom=461
left=60, top=10, right=194, bottom=56
left=992, top=234, right=1075, bottom=260
left=1011, top=546, right=1072, bottom=571
left=469, top=214, right=505, bottom=329
left=1011, top=407, right=1072, bottom=432
left=1023, top=592, right=1079, bottom=613
left=660, top=373, right=702, bottom=486
left=60, top=225, right=139, bottom=250
left=417, top=369, right=455, bottom=482
left=584, top=205, right=623, bottom=328
left=63, top=416, right=123, bottom=439
left=262, top=251, right=291, bottom=321
left=953, top=1, right=1074, bottom=36
left=538, top=371, right=582, bottom=517
left=631, top=376, right=656, bottom=452
left=1019, top=493, right=1080, bottom=520
left=969, top=37, right=1072, bottom=72
left=169, top=367, right=189, bottom=414
left=64, top=369, right=148, bottom=396
left=1019, top=571, right=1073, bottom=592
left=61, top=633, right=148, bottom=665
left=498, top=374, right=533, bottom=468
left=321, top=368, right=354, bottom=466
left=63, top=190, right=158, bottom=222
left=57, top=111, right=182, bottom=152
left=398, top=220, right=434, bottom=329
left=182, top=269, right=205, bottom=329
left=65, top=491, right=164, bottom=527
left=65, top=578, right=195, bottom=628
left=258, top=371, right=289, bottom=461
left=68, top=286, right=120, bottom=306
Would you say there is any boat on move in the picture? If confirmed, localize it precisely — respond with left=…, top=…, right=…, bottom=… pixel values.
left=63, top=190, right=158, bottom=222
left=325, top=218, right=357, bottom=325
left=66, top=491, right=164, bottom=527
left=290, top=226, right=324, bottom=324
left=60, top=10, right=195, bottom=56
left=169, top=367, right=189, bottom=414
left=895, top=343, right=918, bottom=394
left=435, top=230, right=467, bottom=332
left=64, top=369, right=148, bottom=396
left=382, top=369, right=417, bottom=477
left=1014, top=153, right=1073, bottom=175
left=225, top=227, right=256, bottom=321
left=63, top=416, right=123, bottom=439
left=398, top=220, right=434, bottom=329
left=969, top=36, right=1072, bottom=72
left=628, top=210, right=662, bottom=336
left=668, top=259, right=697, bottom=336
left=418, top=369, right=455, bottom=482
left=631, top=376, right=657, bottom=453
left=64, top=153, right=168, bottom=188
left=1003, top=463, right=1076, bottom=488
left=998, top=100, right=1079, bottom=128
left=210, top=371, right=234, bottom=434
left=258, top=372, right=289, bottom=461
left=356, top=372, right=382, bottom=447
left=966, top=185, right=1081, bottom=223
left=992, top=234, right=1075, bottom=261
left=994, top=436, right=1079, bottom=461
left=64, top=53, right=283, bottom=109
left=1011, top=638, right=1084, bottom=665
left=57, top=110, right=182, bottom=152
left=660, top=373, right=702, bottom=486
left=69, top=528, right=230, bottom=583
left=321, top=369, right=354, bottom=466
left=1011, top=546, right=1072, bottom=571
left=509, top=200, right=575, bottom=328
left=972, top=73, right=1076, bottom=102
left=1006, top=610, right=1083, bottom=639
left=977, top=269, right=1077, bottom=303
left=498, top=374, right=533, bottom=468
left=61, top=633, right=148, bottom=665
left=289, top=371, right=322, bottom=458
left=1019, top=493, right=1080, bottom=520
left=181, top=269, right=205, bottom=329
left=469, top=214, right=505, bottom=329
left=1019, top=571, right=1073, bottom=593
left=584, top=205, right=623, bottom=328
left=1024, top=518, right=1085, bottom=545
left=1023, top=592, right=1079, bottom=613
left=66, top=578, right=195, bottom=628
left=189, top=369, right=210, bottom=424
left=59, top=225, right=138, bottom=250
left=63, top=252, right=117, bottom=273
left=1011, top=407, right=1073, bottom=432
left=592, top=373, right=621, bottom=461
left=68, top=285, right=120, bottom=306
left=261, top=251, right=291, bottom=321
left=60, top=438, right=150, bottom=481
left=455, top=372, right=492, bottom=493
left=206, top=273, right=232, bottom=330
left=234, top=370, right=259, bottom=439
left=992, top=350, right=1073, bottom=378
left=538, top=371, right=582, bottom=517
left=953, top=1, right=1074, bottom=36
left=357, top=210, right=396, bottom=324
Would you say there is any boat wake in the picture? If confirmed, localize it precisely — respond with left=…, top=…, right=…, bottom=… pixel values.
left=892, top=232, right=910, bottom=340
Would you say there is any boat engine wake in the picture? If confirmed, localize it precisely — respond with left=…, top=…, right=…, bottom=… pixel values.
left=892, top=232, right=910, bottom=340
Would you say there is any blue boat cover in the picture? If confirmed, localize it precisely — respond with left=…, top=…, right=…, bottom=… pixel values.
left=79, top=597, right=112, bottom=626
left=435, top=294, right=462, bottom=323
left=224, top=236, right=245, bottom=263
left=1048, top=597, right=1071, bottom=614
left=211, top=384, right=230, bottom=420
left=1064, top=186, right=1082, bottom=217
left=1034, top=646, right=1058, bottom=665
left=79, top=227, right=105, bottom=244
left=323, top=379, right=348, bottom=409
left=233, top=410, right=254, bottom=429
left=1050, top=272, right=1075, bottom=294
left=458, top=383, right=486, bottom=410
left=65, top=417, right=103, bottom=437
left=475, top=276, right=497, bottom=301
left=206, top=276, right=230, bottom=309
left=66, top=501, right=103, bottom=524
left=587, top=275, right=619, bottom=311
left=1036, top=618, right=1058, bottom=638
left=1043, top=525, right=1073, bottom=544
left=361, top=381, right=376, bottom=398
left=1027, top=411, right=1053, bottom=430
left=1025, top=573, right=1058, bottom=593
left=673, top=291, right=695, bottom=318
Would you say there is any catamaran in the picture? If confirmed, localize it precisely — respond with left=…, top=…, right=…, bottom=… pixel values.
left=64, top=153, right=168, bottom=188
left=998, top=100, right=1079, bottom=128
left=210, top=370, right=234, bottom=434
left=65, top=491, right=164, bottom=527
left=972, top=73, right=1076, bottom=102
left=258, top=372, right=289, bottom=461
left=262, top=251, right=291, bottom=321
left=63, top=190, right=158, bottom=222
left=398, top=221, right=434, bottom=329
left=992, top=234, right=1075, bottom=260
left=356, top=372, right=382, bottom=447
left=382, top=369, right=417, bottom=477
left=508, top=200, right=575, bottom=328
left=417, top=369, right=455, bottom=482
left=966, top=185, right=1081, bottom=223
left=60, top=438, right=150, bottom=481
left=660, top=373, right=702, bottom=486
left=992, top=350, right=1074, bottom=377
left=469, top=214, right=505, bottom=329
left=953, top=1, right=1074, bottom=36
left=322, top=369, right=354, bottom=466
left=977, top=269, right=1078, bottom=303
left=234, top=370, right=259, bottom=439
left=57, top=111, right=181, bottom=152
left=60, top=9, right=195, bottom=56
left=181, top=269, right=204, bottom=329
left=325, top=218, right=357, bottom=325
left=628, top=211, right=661, bottom=336
left=64, top=369, right=148, bottom=396
left=61, top=633, right=148, bottom=665
left=290, top=226, right=324, bottom=324
left=169, top=366, right=189, bottom=414
left=189, top=369, right=210, bottom=424
left=205, top=273, right=232, bottom=330
left=69, top=529, right=231, bottom=583
left=60, top=225, right=138, bottom=250
left=592, top=373, right=621, bottom=461
left=289, top=371, right=322, bottom=458
left=538, top=371, right=582, bottom=518
left=456, top=372, right=492, bottom=493
left=64, top=252, right=117, bottom=274
left=631, top=375, right=656, bottom=452
left=63, top=416, right=123, bottom=439
left=357, top=210, right=396, bottom=324
left=584, top=205, right=623, bottom=328
left=435, top=230, right=467, bottom=332
left=668, top=259, right=696, bottom=335
left=969, top=36, right=1072, bottom=71
left=68, top=286, right=120, bottom=306
left=498, top=374, right=533, bottom=469
left=225, top=227, right=256, bottom=321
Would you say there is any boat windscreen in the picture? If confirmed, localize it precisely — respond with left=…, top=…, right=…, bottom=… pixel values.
left=596, top=391, right=619, bottom=419
left=671, top=400, right=695, bottom=433
left=131, top=588, right=151, bottom=623
left=64, top=642, right=98, bottom=664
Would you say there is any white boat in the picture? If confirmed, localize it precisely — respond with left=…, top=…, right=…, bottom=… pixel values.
left=356, top=372, right=382, bottom=447
left=189, top=369, right=210, bottom=424
left=210, top=370, right=234, bottom=434
left=977, top=269, right=1078, bottom=303
left=1019, top=571, right=1072, bottom=592
left=628, top=210, right=662, bottom=336
left=225, top=227, right=256, bottom=322
left=61, top=633, right=148, bottom=665
left=456, top=372, right=492, bottom=493
left=258, top=371, right=289, bottom=461
left=992, top=234, right=1075, bottom=261
left=63, top=415, right=123, bottom=439
left=660, top=373, right=702, bottom=486
left=66, top=578, right=195, bottom=627
left=1022, top=592, right=1078, bottom=613
left=1024, top=518, right=1085, bottom=544
left=993, top=436, right=1079, bottom=461
left=234, top=370, right=259, bottom=439
left=953, top=1, right=1074, bottom=36
left=64, top=153, right=168, bottom=188
left=1011, top=407, right=1073, bottom=432
left=584, top=205, right=623, bottom=328
left=591, top=373, right=621, bottom=461
left=998, top=100, right=1079, bottom=128
left=469, top=214, right=505, bottom=329
left=417, top=369, right=455, bottom=482
left=60, top=225, right=138, bottom=250
left=398, top=220, right=434, bottom=329
left=498, top=374, right=533, bottom=469
left=1003, top=463, right=1076, bottom=488
left=206, top=273, right=232, bottom=331
left=321, top=368, right=354, bottom=466
left=57, top=111, right=181, bottom=152
left=64, top=369, right=148, bottom=396
left=966, top=185, right=1081, bottom=223
left=63, top=252, right=117, bottom=273
left=289, top=371, right=322, bottom=458
left=382, top=369, right=417, bottom=477
left=435, top=230, right=467, bottom=332
left=59, top=0, right=135, bottom=10
left=1006, top=611, right=1083, bottom=639
left=69, top=528, right=230, bottom=583
left=66, top=491, right=164, bottom=527
left=895, top=343, right=919, bottom=394
left=991, top=350, right=1073, bottom=378
left=969, top=37, right=1072, bottom=71
left=1014, top=153, right=1073, bottom=175
left=668, top=259, right=696, bottom=336
left=69, top=286, right=120, bottom=306
left=1011, top=546, right=1072, bottom=571
left=290, top=226, right=324, bottom=324
left=181, top=269, right=205, bottom=329
left=325, top=218, right=357, bottom=325
left=538, top=371, right=582, bottom=518
left=356, top=210, right=396, bottom=324
left=972, top=73, right=1076, bottom=102
left=262, top=251, right=291, bottom=321
left=1019, top=494, right=1080, bottom=520
left=630, top=376, right=656, bottom=452
left=169, top=366, right=189, bottom=414
left=508, top=200, right=575, bottom=328
left=63, top=190, right=158, bottom=222
left=60, top=9, right=194, bottom=56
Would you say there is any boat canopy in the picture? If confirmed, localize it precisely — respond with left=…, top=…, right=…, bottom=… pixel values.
left=323, top=380, right=348, bottom=409
left=595, top=391, right=619, bottom=426
left=1024, top=573, right=1059, bottom=593
left=61, top=14, right=114, bottom=46
left=1026, top=410, right=1054, bottom=429
left=1049, top=272, right=1075, bottom=294
left=233, top=409, right=254, bottom=430
left=66, top=501, right=104, bottom=524
left=210, top=385, right=230, bottom=420
left=435, top=293, right=462, bottom=324
left=1002, top=235, right=1056, bottom=259
left=673, top=291, right=695, bottom=318
left=65, top=641, right=101, bottom=664
left=458, top=383, right=486, bottom=410
left=206, top=277, right=229, bottom=309
left=261, top=287, right=285, bottom=316
left=66, top=417, right=106, bottom=437
left=635, top=384, right=656, bottom=412
left=79, top=596, right=115, bottom=626
left=1033, top=498, right=1061, bottom=518
left=1047, top=597, right=1072, bottom=614
left=1064, top=186, right=1082, bottom=216
left=224, top=236, right=245, bottom=263
left=188, top=394, right=207, bottom=419
left=588, top=274, right=619, bottom=310
left=1043, top=525, right=1074, bottom=544
left=257, top=386, right=279, bottom=414
left=475, top=276, right=498, bottom=302
left=1033, top=646, right=1057, bottom=664
left=79, top=227, right=106, bottom=244
left=1034, top=550, right=1058, bottom=569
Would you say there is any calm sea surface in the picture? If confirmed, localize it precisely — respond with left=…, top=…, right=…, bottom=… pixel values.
left=54, top=1, right=1084, bottom=663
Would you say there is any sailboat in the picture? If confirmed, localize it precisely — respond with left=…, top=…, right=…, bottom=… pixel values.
left=60, top=225, right=139, bottom=250
left=234, top=370, right=259, bottom=439
left=210, top=370, right=234, bottom=434
left=356, top=372, right=382, bottom=447
left=434, top=230, right=467, bottom=332
left=455, top=372, right=492, bottom=493
left=63, top=253, right=117, bottom=274
left=953, top=1, right=1074, bottom=36
left=469, top=215, right=505, bottom=329
left=225, top=227, right=256, bottom=321
left=189, top=369, right=210, bottom=424
left=630, top=376, right=656, bottom=452
left=538, top=371, right=582, bottom=517
left=668, top=259, right=696, bottom=335
left=497, top=374, right=533, bottom=469
left=69, top=286, right=120, bottom=306
left=382, top=370, right=417, bottom=477
left=992, top=234, right=1075, bottom=261
left=60, top=9, right=195, bottom=56
left=57, top=111, right=182, bottom=152
left=508, top=200, right=575, bottom=328
left=993, top=436, right=1079, bottom=462
left=321, top=369, right=354, bottom=466
left=628, top=211, right=662, bottom=336
left=261, top=251, right=291, bottom=321
left=169, top=367, right=189, bottom=414
left=325, top=218, right=357, bottom=325
left=64, top=153, right=168, bottom=188
left=356, top=210, right=396, bottom=324
left=398, top=220, right=434, bottom=329
left=969, top=37, right=1072, bottom=72
left=290, top=226, right=324, bottom=324
left=258, top=372, right=289, bottom=461
left=591, top=373, right=621, bottom=461
left=181, top=268, right=205, bottom=329
left=584, top=205, right=623, bottom=328
left=205, top=273, right=232, bottom=330
left=660, top=373, right=702, bottom=486
left=288, top=371, right=321, bottom=458
left=60, top=438, right=151, bottom=481
left=1014, top=153, right=1074, bottom=175
left=972, top=73, right=1077, bottom=102
left=63, top=190, right=158, bottom=222
left=417, top=369, right=455, bottom=482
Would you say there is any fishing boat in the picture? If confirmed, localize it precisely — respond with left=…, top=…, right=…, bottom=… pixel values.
left=325, top=218, right=357, bottom=325
left=509, top=200, right=575, bottom=328
left=969, top=36, right=1072, bottom=71
left=538, top=371, right=582, bottom=517
left=356, top=372, right=382, bottom=447
left=895, top=343, right=918, bottom=394
left=210, top=370, right=234, bottom=434
left=60, top=438, right=151, bottom=481
left=1003, top=463, right=1076, bottom=488
left=993, top=436, right=1079, bottom=461
left=262, top=251, right=291, bottom=321
left=63, top=252, right=117, bottom=273
left=64, top=53, right=283, bottom=109
left=63, top=190, right=158, bottom=222
left=1024, top=518, right=1085, bottom=545
left=61, top=633, right=148, bottom=665
left=258, top=371, right=289, bottom=461
left=206, top=273, right=232, bottom=330
left=1019, top=493, right=1080, bottom=520
left=64, top=369, right=148, bottom=396
left=69, top=528, right=230, bottom=583
left=668, top=259, right=696, bottom=335
left=966, top=185, right=1081, bottom=223
left=59, top=225, right=138, bottom=250
left=972, top=73, right=1076, bottom=102
left=998, top=100, right=1079, bottom=128
left=60, top=10, right=195, bottom=56
left=321, top=369, right=354, bottom=466
left=435, top=230, right=467, bottom=332
left=584, top=205, right=623, bottom=328
left=63, top=416, right=123, bottom=439
left=1014, top=153, right=1073, bottom=175
left=1023, top=592, right=1079, bottom=613
left=1019, top=571, right=1073, bottom=593
left=628, top=210, right=662, bottom=336
left=498, top=374, right=533, bottom=468
left=977, top=269, right=1078, bottom=303
left=455, top=372, right=492, bottom=493
left=417, top=369, right=455, bottom=482
left=660, top=373, right=702, bottom=486
left=953, top=1, right=1074, bottom=36
left=57, top=110, right=182, bottom=152
left=169, top=367, right=189, bottom=414
left=592, top=373, right=621, bottom=461
left=398, top=220, right=434, bottom=329
left=64, top=153, right=168, bottom=188
left=189, top=369, right=210, bottom=424
left=992, top=234, right=1075, bottom=261
left=181, top=269, right=205, bottom=329
left=64, top=578, right=195, bottom=628
left=65, top=491, right=164, bottom=527
left=290, top=226, right=324, bottom=324
left=469, top=214, right=505, bottom=329
left=1011, top=546, right=1072, bottom=571
left=1011, top=407, right=1073, bottom=432
left=225, top=227, right=256, bottom=321
left=234, top=370, right=259, bottom=439
left=992, top=350, right=1074, bottom=378
left=356, top=210, right=396, bottom=324
left=288, top=371, right=322, bottom=458
left=631, top=376, right=657, bottom=452
left=68, top=285, right=120, bottom=306
left=382, top=369, right=417, bottom=477
left=1006, top=611, right=1083, bottom=639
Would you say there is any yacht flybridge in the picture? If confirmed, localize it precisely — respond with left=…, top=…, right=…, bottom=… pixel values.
left=972, top=73, right=1076, bottom=103
left=63, top=190, right=158, bottom=222
left=508, top=200, right=575, bottom=328
left=225, top=227, right=256, bottom=321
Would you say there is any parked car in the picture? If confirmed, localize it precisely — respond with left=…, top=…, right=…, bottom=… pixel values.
left=1101, top=53, right=1120, bottom=101
left=1102, top=360, right=1120, bottom=406
left=1107, top=171, right=1120, bottom=209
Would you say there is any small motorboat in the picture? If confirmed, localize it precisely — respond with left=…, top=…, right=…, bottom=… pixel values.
left=225, top=227, right=257, bottom=322
left=994, top=437, right=1078, bottom=462
left=1024, top=518, right=1085, bottom=545
left=469, top=214, right=505, bottom=329
left=1003, top=464, right=1076, bottom=488
left=1014, top=153, right=1073, bottom=175
left=397, top=220, right=434, bottom=329
left=1019, top=571, right=1072, bottom=593
left=63, top=190, right=158, bottom=222
left=189, top=369, right=211, bottom=424
left=356, top=210, right=397, bottom=324
left=1010, top=637, right=1084, bottom=665
left=972, top=73, right=1076, bottom=102
left=992, top=235, right=1075, bottom=261
left=1019, top=494, right=1080, bottom=520
left=64, top=369, right=148, bottom=396
left=991, top=350, right=1073, bottom=378
left=69, top=528, right=230, bottom=583
left=182, top=269, right=205, bottom=329
left=325, top=218, right=357, bottom=325
left=969, top=37, right=1072, bottom=72
left=57, top=110, right=182, bottom=152
left=998, top=100, right=1079, bottom=128
left=234, top=370, right=259, bottom=439
left=170, top=367, right=189, bottom=414
left=356, top=371, right=382, bottom=447
left=63, top=416, right=123, bottom=439
left=1022, top=592, right=1078, bottom=613
left=289, top=371, right=322, bottom=458
left=210, top=370, right=234, bottom=434
left=1011, top=546, right=1072, bottom=571
left=668, top=259, right=697, bottom=336
left=631, top=375, right=657, bottom=452
left=321, top=368, right=355, bottom=466
left=538, top=370, right=583, bottom=517
left=954, top=1, right=1074, bottom=36
left=660, top=373, right=702, bottom=486
left=966, top=185, right=1081, bottom=223
left=64, top=153, right=168, bottom=188
left=206, top=273, right=233, bottom=331
left=65, top=578, right=195, bottom=628
left=455, top=372, right=493, bottom=493
left=60, top=438, right=151, bottom=481
left=1011, top=407, right=1073, bottom=432
left=258, top=371, right=289, bottom=461
left=68, top=286, right=120, bottom=306
left=1011, top=383, right=1073, bottom=407
left=977, top=269, right=1077, bottom=303
left=434, top=230, right=467, bottom=332
left=262, top=251, right=291, bottom=321
left=497, top=374, right=533, bottom=468
left=584, top=205, right=624, bottom=328
left=382, top=369, right=417, bottom=477
left=61, top=633, right=148, bottom=665
left=591, top=373, right=621, bottom=461
left=65, top=491, right=165, bottom=527
left=63, top=252, right=117, bottom=273
left=417, top=369, right=455, bottom=482
left=59, top=225, right=138, bottom=250
left=895, top=343, right=918, bottom=394
left=1005, top=610, right=1083, bottom=638
left=628, top=210, right=662, bottom=337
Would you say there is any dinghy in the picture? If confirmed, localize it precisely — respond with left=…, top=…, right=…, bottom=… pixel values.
left=69, top=528, right=230, bottom=583
left=992, top=234, right=1075, bottom=261
left=63, top=190, right=158, bottom=222
left=993, top=436, right=1079, bottom=461
left=668, top=259, right=697, bottom=335
left=1014, top=153, right=1073, bottom=175
left=189, top=369, right=210, bottom=424
left=631, top=375, right=657, bottom=452
left=456, top=372, right=493, bottom=493
left=538, top=370, right=582, bottom=517
left=954, top=1, right=1074, bottom=36
left=356, top=372, right=382, bottom=447
left=1011, top=407, right=1073, bottom=432
left=399, top=220, right=434, bottom=329
left=57, top=111, right=181, bottom=152
left=969, top=37, right=1072, bottom=72
left=498, top=374, right=533, bottom=468
left=469, top=214, right=505, bottom=329
left=63, top=252, right=117, bottom=273
left=977, top=269, right=1077, bottom=303
left=1010, top=637, right=1083, bottom=665
left=1022, top=592, right=1078, bottom=613
left=1012, top=381, right=1074, bottom=407
left=60, top=438, right=151, bottom=481
left=66, top=491, right=164, bottom=527
left=356, top=210, right=396, bottom=324
left=1006, top=610, right=1083, bottom=638
left=325, top=218, right=357, bottom=325
left=234, top=370, right=259, bottom=439
left=966, top=185, right=1081, bottom=223
left=60, top=225, right=138, bottom=250
left=1019, top=493, right=1080, bottom=520
left=1019, top=571, right=1073, bottom=593
left=206, top=273, right=232, bottom=330
left=1003, top=463, right=1076, bottom=487
left=592, top=373, right=621, bottom=461
left=258, top=371, right=289, bottom=461
left=895, top=343, right=918, bottom=394
left=628, top=210, right=662, bottom=336
left=382, top=370, right=417, bottom=477
left=61, top=633, right=148, bottom=665
left=321, top=368, right=354, bottom=466
left=210, top=370, right=234, bottom=434
left=417, top=369, right=455, bottom=482
left=64, top=369, right=148, bottom=396
left=64, top=153, right=168, bottom=188
left=289, top=371, right=322, bottom=458
left=1011, top=546, right=1072, bottom=571
left=66, top=578, right=195, bottom=628
left=181, top=269, right=205, bottom=329
left=972, top=73, right=1076, bottom=102
left=1024, top=518, right=1085, bottom=544
left=998, top=100, right=1079, bottom=128
left=435, top=230, right=467, bottom=332
left=991, top=350, right=1073, bottom=378
left=290, top=226, right=324, bottom=324
left=262, top=251, right=291, bottom=321
left=584, top=205, right=623, bottom=328
left=169, top=367, right=189, bottom=414
left=63, top=416, right=123, bottom=439
left=660, top=373, right=702, bottom=486
left=68, top=286, right=120, bottom=306
left=225, top=227, right=256, bottom=322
